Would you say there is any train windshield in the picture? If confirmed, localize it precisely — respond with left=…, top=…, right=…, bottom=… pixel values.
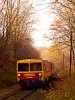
left=18, top=63, right=29, bottom=71
left=30, top=63, right=42, bottom=71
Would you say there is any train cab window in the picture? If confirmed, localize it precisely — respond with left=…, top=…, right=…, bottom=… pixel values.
left=30, top=63, right=42, bottom=71
left=18, top=63, right=29, bottom=71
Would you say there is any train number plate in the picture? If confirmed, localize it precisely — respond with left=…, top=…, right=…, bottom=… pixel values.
left=24, top=74, right=35, bottom=76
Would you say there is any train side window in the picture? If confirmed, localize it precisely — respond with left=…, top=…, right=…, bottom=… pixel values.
left=44, top=63, right=50, bottom=70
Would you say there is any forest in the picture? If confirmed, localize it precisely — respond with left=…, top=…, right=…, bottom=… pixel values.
left=0, top=0, right=41, bottom=60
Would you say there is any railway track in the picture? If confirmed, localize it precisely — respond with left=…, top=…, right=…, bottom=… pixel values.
left=0, top=88, right=23, bottom=100
left=19, top=90, right=36, bottom=100
left=0, top=88, right=36, bottom=100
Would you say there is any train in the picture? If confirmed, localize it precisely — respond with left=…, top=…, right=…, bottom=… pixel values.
left=17, top=59, right=55, bottom=87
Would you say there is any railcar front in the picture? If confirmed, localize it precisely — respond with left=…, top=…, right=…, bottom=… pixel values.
left=17, top=59, right=44, bottom=87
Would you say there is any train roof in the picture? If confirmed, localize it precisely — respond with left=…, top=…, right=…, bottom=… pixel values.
left=17, top=59, right=51, bottom=64
left=17, top=59, right=42, bottom=63
left=42, top=60, right=48, bottom=62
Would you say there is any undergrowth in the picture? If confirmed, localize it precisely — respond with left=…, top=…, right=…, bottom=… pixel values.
left=44, top=68, right=75, bottom=100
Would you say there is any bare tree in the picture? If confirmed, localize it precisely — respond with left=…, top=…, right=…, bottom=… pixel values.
left=47, top=0, right=75, bottom=75
left=0, top=0, right=40, bottom=60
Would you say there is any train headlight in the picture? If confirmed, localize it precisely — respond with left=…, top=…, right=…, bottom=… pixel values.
left=39, top=73, right=42, bottom=76
left=28, top=59, right=31, bottom=62
left=18, top=74, right=20, bottom=76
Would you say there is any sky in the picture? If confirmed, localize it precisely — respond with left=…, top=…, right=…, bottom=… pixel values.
left=32, top=0, right=56, bottom=47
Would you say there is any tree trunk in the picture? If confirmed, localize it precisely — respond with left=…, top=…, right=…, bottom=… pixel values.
left=69, top=32, right=72, bottom=76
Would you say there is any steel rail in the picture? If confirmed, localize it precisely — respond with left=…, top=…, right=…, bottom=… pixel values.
left=19, top=90, right=36, bottom=100
left=0, top=89, right=23, bottom=100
